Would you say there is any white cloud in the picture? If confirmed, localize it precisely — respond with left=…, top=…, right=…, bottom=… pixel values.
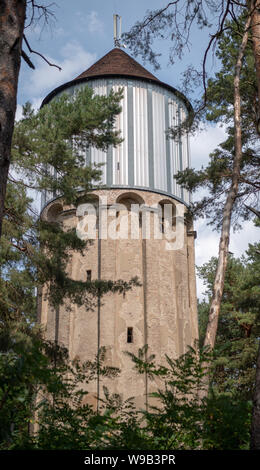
left=15, top=104, right=23, bottom=122
left=26, top=41, right=96, bottom=98
left=74, top=10, right=104, bottom=34
left=194, top=215, right=259, bottom=300
left=194, top=218, right=219, bottom=299
left=86, top=11, right=104, bottom=34
left=31, top=97, right=44, bottom=112
left=230, top=220, right=259, bottom=257
left=190, top=123, right=227, bottom=169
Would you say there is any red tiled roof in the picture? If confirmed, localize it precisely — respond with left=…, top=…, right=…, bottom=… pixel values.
left=75, top=48, right=160, bottom=82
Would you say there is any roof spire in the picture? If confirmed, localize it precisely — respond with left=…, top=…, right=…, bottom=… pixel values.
left=113, top=14, right=125, bottom=48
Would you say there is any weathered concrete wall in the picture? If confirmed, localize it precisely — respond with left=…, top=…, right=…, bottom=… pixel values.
left=39, top=188, right=198, bottom=409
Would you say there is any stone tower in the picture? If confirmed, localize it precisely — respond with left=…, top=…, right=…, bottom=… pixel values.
left=39, top=48, right=198, bottom=408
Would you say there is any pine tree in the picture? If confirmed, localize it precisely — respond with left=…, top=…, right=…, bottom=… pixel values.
left=198, top=242, right=260, bottom=399
left=0, top=85, right=139, bottom=447
left=123, top=1, right=260, bottom=384
left=0, top=1, right=60, bottom=238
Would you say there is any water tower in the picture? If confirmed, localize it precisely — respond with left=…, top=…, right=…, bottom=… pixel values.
left=38, top=22, right=198, bottom=408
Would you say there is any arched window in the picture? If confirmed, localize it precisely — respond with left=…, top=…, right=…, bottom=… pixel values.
left=159, top=199, right=176, bottom=233
left=115, top=193, right=145, bottom=236
left=45, top=202, right=63, bottom=223
left=76, top=194, right=100, bottom=238
left=116, top=192, right=145, bottom=209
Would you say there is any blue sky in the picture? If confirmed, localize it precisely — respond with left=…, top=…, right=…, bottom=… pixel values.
left=17, top=0, right=259, bottom=298
left=18, top=0, right=212, bottom=108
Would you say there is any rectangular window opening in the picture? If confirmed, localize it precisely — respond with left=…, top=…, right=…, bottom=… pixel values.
left=160, top=217, right=165, bottom=233
left=127, top=327, right=133, bottom=343
left=87, top=270, right=92, bottom=281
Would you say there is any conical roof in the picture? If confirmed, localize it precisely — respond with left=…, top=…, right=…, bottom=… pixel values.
left=41, top=47, right=192, bottom=115
left=75, top=48, right=159, bottom=82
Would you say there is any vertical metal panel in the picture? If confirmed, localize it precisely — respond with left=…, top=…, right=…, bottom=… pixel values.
left=168, top=98, right=182, bottom=199
left=165, top=95, right=171, bottom=193
left=91, top=79, right=107, bottom=185
left=168, top=98, right=176, bottom=195
left=106, top=82, right=113, bottom=186
left=141, top=86, right=149, bottom=187
left=178, top=104, right=184, bottom=201
left=41, top=190, right=46, bottom=209
left=147, top=87, right=154, bottom=189
left=128, top=84, right=134, bottom=186
left=134, top=85, right=140, bottom=185
left=85, top=81, right=92, bottom=181
left=91, top=149, right=106, bottom=185
left=86, top=147, right=91, bottom=166
left=112, top=83, right=128, bottom=185
left=153, top=88, right=167, bottom=192
left=133, top=84, right=149, bottom=187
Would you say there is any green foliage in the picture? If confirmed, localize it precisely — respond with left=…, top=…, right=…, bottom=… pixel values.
left=203, top=394, right=251, bottom=450
left=0, top=334, right=252, bottom=450
left=1, top=19, right=258, bottom=448
left=12, top=86, right=123, bottom=204
left=0, top=327, right=50, bottom=449
left=31, top=345, right=252, bottom=450
left=34, top=347, right=120, bottom=451
left=198, top=242, right=260, bottom=399
left=175, top=17, right=260, bottom=229
left=123, top=1, right=214, bottom=70
left=135, top=345, right=211, bottom=450
left=1, top=85, right=139, bottom=311
left=0, top=84, right=140, bottom=448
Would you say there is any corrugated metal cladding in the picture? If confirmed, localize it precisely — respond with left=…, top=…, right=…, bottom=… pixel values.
left=42, top=77, right=191, bottom=208
left=88, top=78, right=191, bottom=204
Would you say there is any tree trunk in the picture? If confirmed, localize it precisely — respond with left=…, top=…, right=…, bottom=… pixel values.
left=0, top=0, right=26, bottom=239
left=203, top=9, right=252, bottom=352
left=199, top=6, right=253, bottom=399
left=251, top=0, right=260, bottom=133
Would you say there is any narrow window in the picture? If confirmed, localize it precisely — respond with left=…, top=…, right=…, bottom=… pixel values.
left=160, top=216, right=165, bottom=233
left=116, top=211, right=120, bottom=232
left=87, top=270, right=92, bottom=281
left=127, top=327, right=133, bottom=343
left=139, top=212, right=142, bottom=228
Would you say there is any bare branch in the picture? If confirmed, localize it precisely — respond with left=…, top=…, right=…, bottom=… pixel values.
left=23, top=34, right=61, bottom=71
left=201, top=0, right=232, bottom=107
left=21, top=50, right=35, bottom=69
left=239, top=176, right=260, bottom=188
left=244, top=204, right=260, bottom=218
left=137, top=1, right=178, bottom=32
left=25, top=1, right=57, bottom=29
